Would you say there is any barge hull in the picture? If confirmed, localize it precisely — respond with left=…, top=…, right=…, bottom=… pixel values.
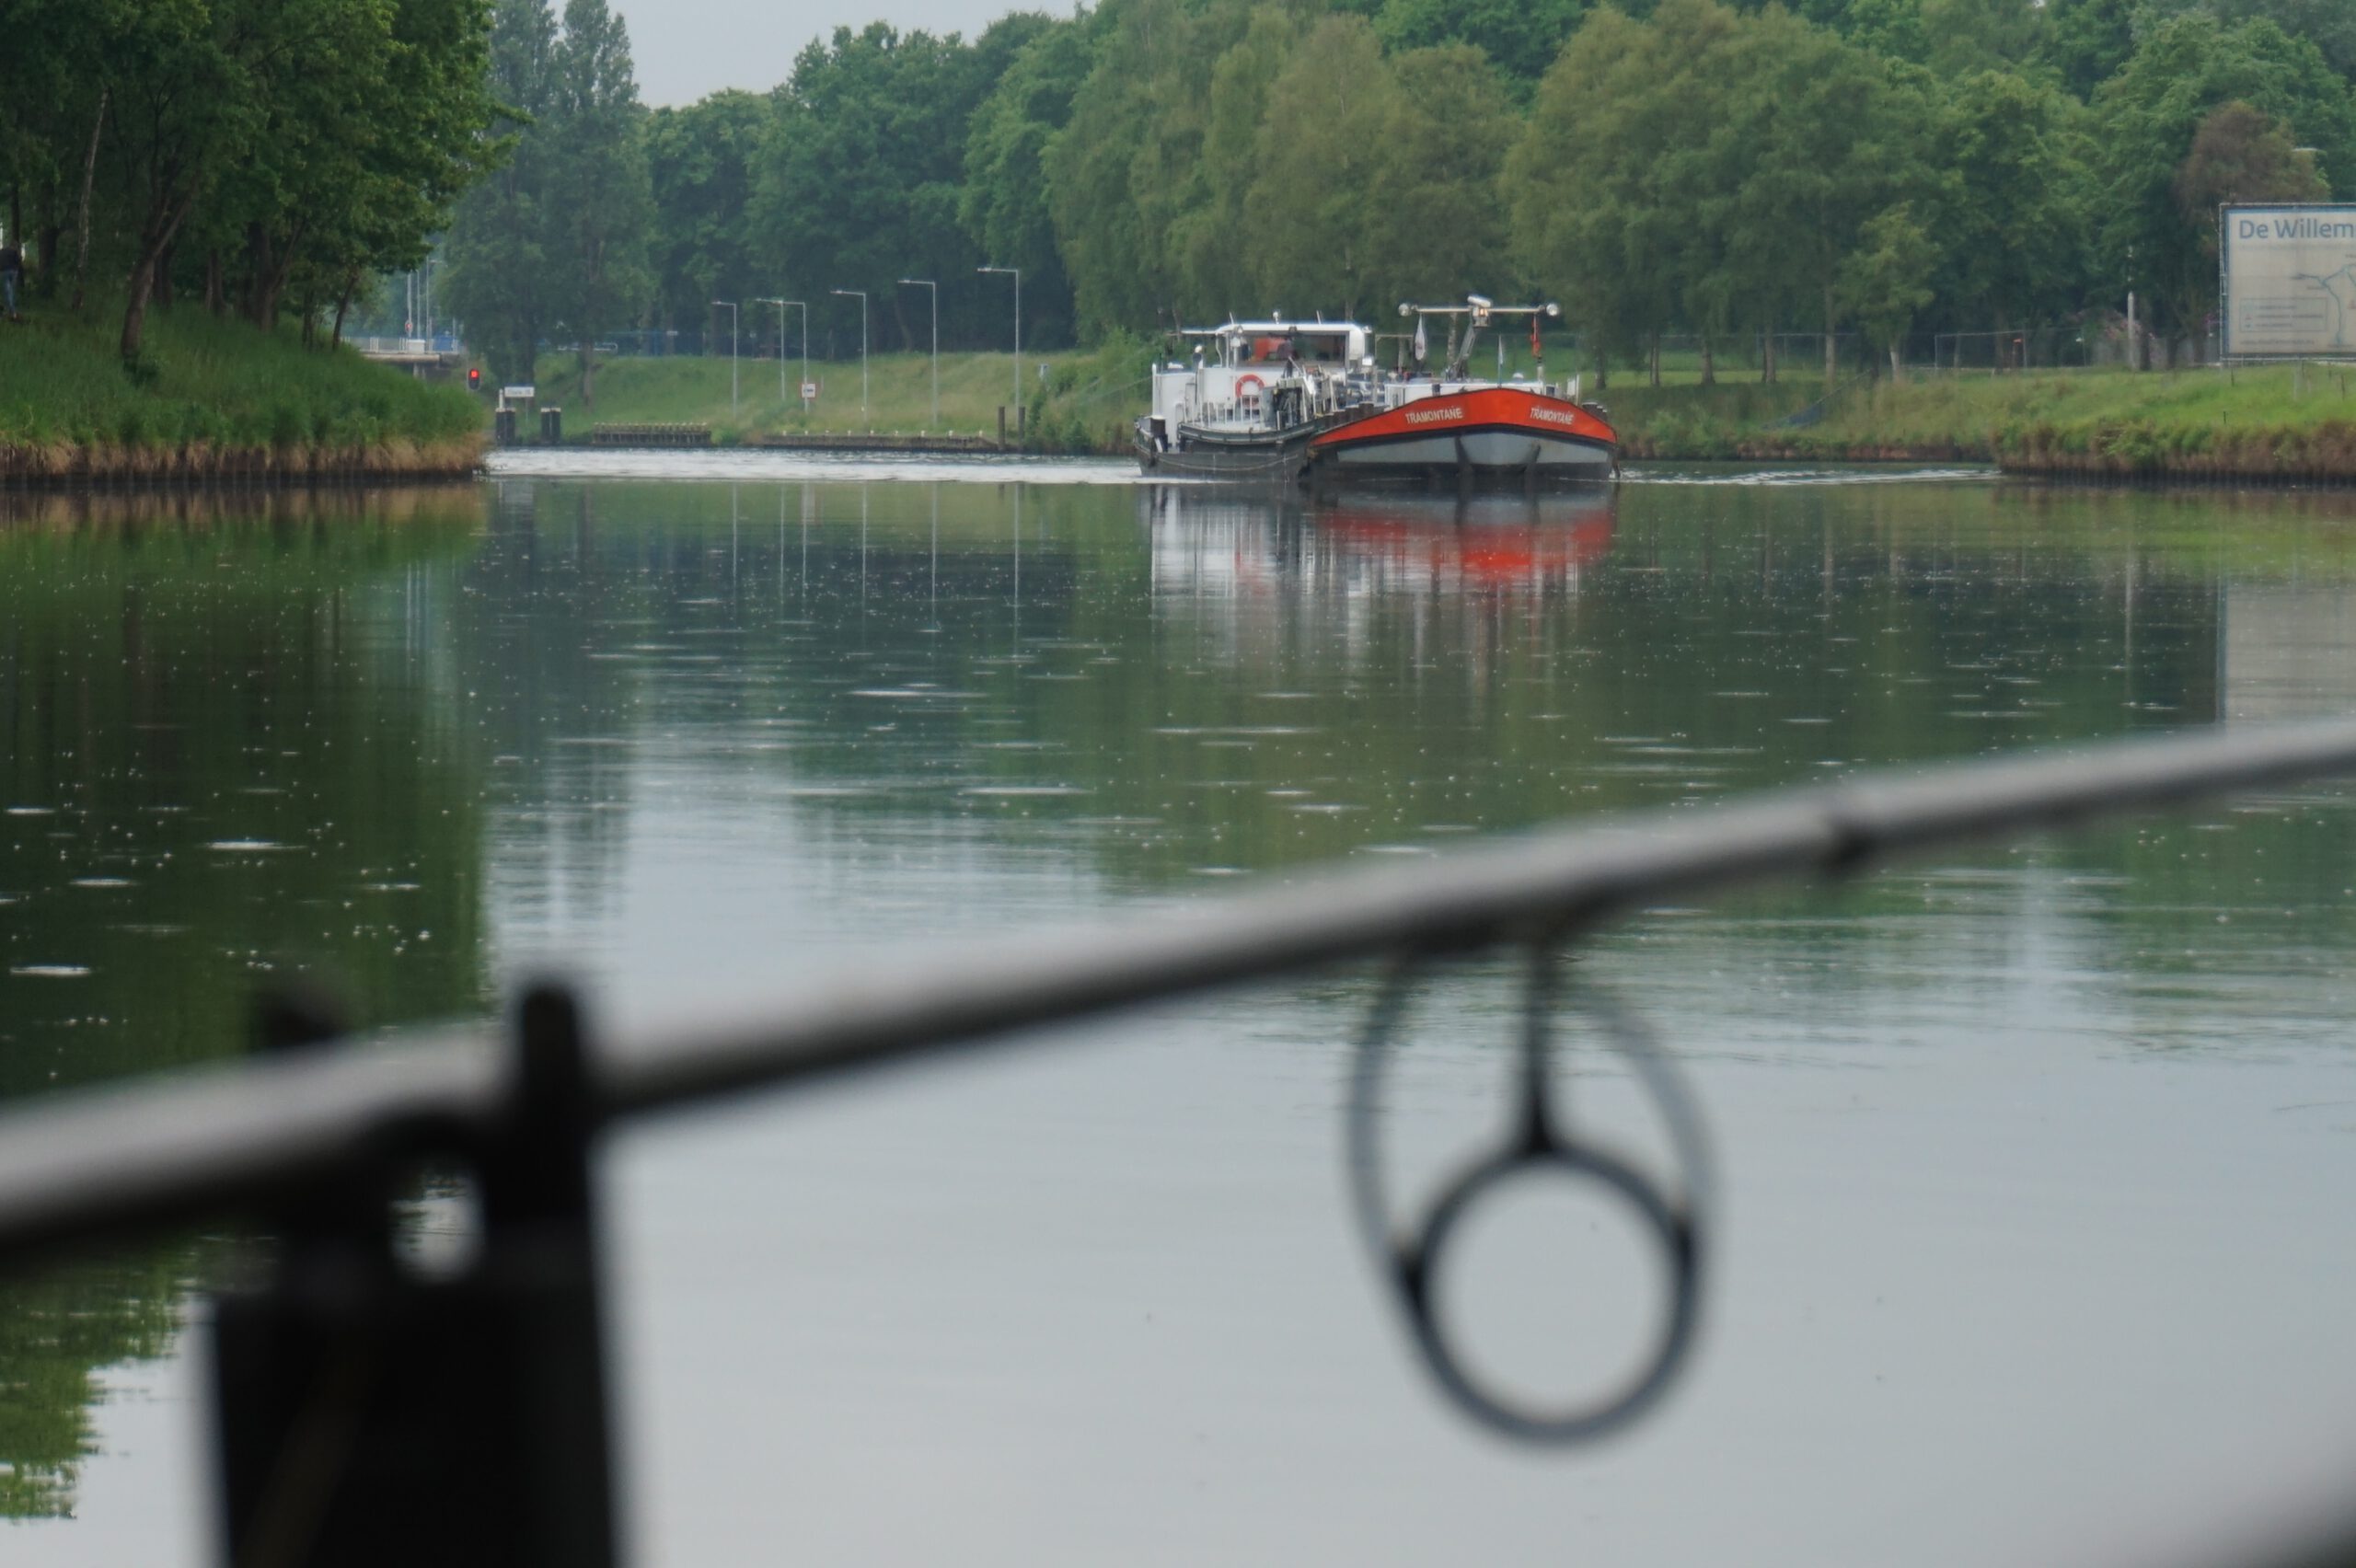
left=1307, top=387, right=1619, bottom=486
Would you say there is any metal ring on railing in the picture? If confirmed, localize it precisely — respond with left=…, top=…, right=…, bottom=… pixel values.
left=1345, top=944, right=1711, bottom=1443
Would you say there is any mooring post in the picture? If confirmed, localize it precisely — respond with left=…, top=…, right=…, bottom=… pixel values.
left=212, top=984, right=617, bottom=1568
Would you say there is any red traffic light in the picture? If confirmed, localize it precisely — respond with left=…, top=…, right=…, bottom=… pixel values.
left=468, top=367, right=481, bottom=388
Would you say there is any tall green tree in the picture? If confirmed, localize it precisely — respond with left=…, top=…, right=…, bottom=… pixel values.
left=1367, top=0, right=1587, bottom=96
left=1241, top=15, right=1400, bottom=322
left=2137, top=0, right=2356, bottom=85
left=1508, top=3, right=1705, bottom=385
left=1842, top=201, right=1939, bottom=373
left=1, top=0, right=494, bottom=362
left=205, top=0, right=498, bottom=339
left=0, top=0, right=120, bottom=303
left=106, top=0, right=315, bottom=358
left=2172, top=99, right=2330, bottom=294
left=1715, top=4, right=1938, bottom=381
left=2044, top=0, right=2137, bottom=98
left=1913, top=0, right=2046, bottom=75
left=960, top=16, right=1095, bottom=346
left=1172, top=6, right=1307, bottom=318
left=1366, top=44, right=1519, bottom=310
left=750, top=17, right=1044, bottom=356
left=1923, top=70, right=2092, bottom=341
left=444, top=0, right=560, bottom=382
left=1045, top=0, right=1266, bottom=335
left=2095, top=12, right=2356, bottom=342
left=544, top=0, right=653, bottom=409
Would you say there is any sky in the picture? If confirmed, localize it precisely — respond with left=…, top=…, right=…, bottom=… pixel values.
left=614, top=0, right=1029, bottom=107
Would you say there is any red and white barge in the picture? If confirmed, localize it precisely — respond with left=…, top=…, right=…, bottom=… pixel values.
left=1307, top=384, right=1617, bottom=486
left=1135, top=297, right=1618, bottom=488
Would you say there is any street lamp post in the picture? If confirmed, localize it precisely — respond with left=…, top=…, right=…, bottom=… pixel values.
left=712, top=299, right=738, bottom=417
left=761, top=298, right=809, bottom=414
left=831, top=288, right=868, bottom=422
left=755, top=297, right=791, bottom=404
left=897, top=279, right=937, bottom=429
left=978, top=266, right=1021, bottom=431
left=759, top=298, right=785, bottom=403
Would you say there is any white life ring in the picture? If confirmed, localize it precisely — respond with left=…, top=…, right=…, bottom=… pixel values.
left=1235, top=373, right=1266, bottom=403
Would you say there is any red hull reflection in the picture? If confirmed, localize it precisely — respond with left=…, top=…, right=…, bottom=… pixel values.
left=1143, top=486, right=1617, bottom=600
left=1316, top=491, right=1615, bottom=589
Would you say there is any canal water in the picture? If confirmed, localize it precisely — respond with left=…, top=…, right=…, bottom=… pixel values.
left=6, top=464, right=2356, bottom=1564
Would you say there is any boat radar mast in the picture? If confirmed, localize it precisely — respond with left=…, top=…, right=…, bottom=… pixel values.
left=1400, top=295, right=1561, bottom=378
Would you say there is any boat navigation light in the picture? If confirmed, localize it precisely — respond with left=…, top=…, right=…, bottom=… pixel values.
left=1398, top=303, right=1414, bottom=318
left=1547, top=302, right=1563, bottom=317
left=1467, top=294, right=1493, bottom=309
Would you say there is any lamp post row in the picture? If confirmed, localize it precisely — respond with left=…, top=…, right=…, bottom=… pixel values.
left=897, top=277, right=936, bottom=430
left=755, top=297, right=807, bottom=413
left=713, top=271, right=1020, bottom=432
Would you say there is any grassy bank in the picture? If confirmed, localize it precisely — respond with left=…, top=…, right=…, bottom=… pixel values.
left=532, top=340, right=1151, bottom=451
left=1605, top=363, right=2356, bottom=478
left=521, top=344, right=2356, bottom=480
left=0, top=305, right=485, bottom=483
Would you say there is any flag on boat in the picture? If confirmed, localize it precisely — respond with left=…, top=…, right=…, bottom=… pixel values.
left=1413, top=315, right=1426, bottom=364
left=1530, top=312, right=1542, bottom=360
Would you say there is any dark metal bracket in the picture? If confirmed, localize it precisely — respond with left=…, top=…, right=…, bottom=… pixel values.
left=1346, top=943, right=1711, bottom=1443
left=211, top=985, right=616, bottom=1568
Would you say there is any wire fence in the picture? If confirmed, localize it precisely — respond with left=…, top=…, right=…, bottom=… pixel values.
left=1562, top=323, right=2228, bottom=383
left=410, top=324, right=2262, bottom=378
left=1917, top=324, right=2221, bottom=373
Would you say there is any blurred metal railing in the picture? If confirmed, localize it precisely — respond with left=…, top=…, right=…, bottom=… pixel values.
left=6, top=720, right=2356, bottom=1565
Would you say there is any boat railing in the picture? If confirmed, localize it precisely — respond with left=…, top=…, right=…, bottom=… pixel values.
left=8, top=722, right=2356, bottom=1562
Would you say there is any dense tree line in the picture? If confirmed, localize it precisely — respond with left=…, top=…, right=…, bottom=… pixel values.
left=551, top=0, right=2356, bottom=386
left=442, top=0, right=653, bottom=401
left=0, top=0, right=500, bottom=360
left=11, top=0, right=2349, bottom=388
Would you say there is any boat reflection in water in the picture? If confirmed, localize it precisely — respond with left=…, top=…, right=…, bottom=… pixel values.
left=1143, top=483, right=1615, bottom=601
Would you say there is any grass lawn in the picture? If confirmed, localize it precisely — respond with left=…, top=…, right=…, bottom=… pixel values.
left=1, top=300, right=481, bottom=478
left=527, top=340, right=2356, bottom=476
left=1819, top=362, right=2356, bottom=444
left=532, top=349, right=1084, bottom=442
left=1609, top=363, right=2356, bottom=474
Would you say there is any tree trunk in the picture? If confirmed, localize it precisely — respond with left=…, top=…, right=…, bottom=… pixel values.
left=1889, top=344, right=1901, bottom=382
left=1700, top=333, right=1715, bottom=386
left=121, top=182, right=199, bottom=361
left=70, top=87, right=107, bottom=311
left=1822, top=284, right=1838, bottom=386
left=242, top=220, right=308, bottom=330
left=245, top=223, right=277, bottom=327
left=155, top=243, right=174, bottom=308
left=1648, top=334, right=1660, bottom=388
left=331, top=271, right=355, bottom=349
left=1762, top=322, right=1776, bottom=384
left=121, top=252, right=159, bottom=361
